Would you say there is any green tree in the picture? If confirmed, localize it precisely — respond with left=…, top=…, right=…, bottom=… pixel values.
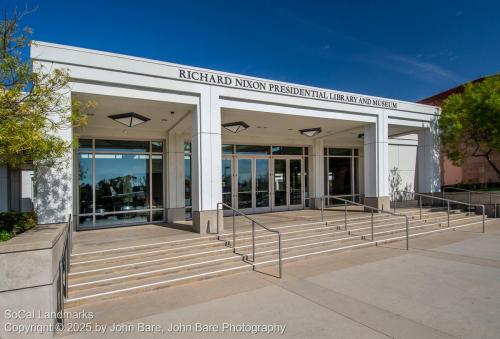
left=439, top=75, right=500, bottom=179
left=0, top=9, right=93, bottom=169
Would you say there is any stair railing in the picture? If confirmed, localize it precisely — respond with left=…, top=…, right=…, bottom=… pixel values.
left=443, top=187, right=499, bottom=218
left=310, top=195, right=410, bottom=250
left=393, top=191, right=486, bottom=233
left=216, top=202, right=282, bottom=278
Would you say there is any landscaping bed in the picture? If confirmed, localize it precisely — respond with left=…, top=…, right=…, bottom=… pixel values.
left=0, top=212, right=37, bottom=241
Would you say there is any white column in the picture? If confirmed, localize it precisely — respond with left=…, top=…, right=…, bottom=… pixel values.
left=34, top=91, right=73, bottom=224
left=166, top=132, right=185, bottom=222
left=416, top=127, right=441, bottom=192
left=191, top=88, right=222, bottom=233
left=310, top=139, right=324, bottom=208
left=363, top=112, right=390, bottom=210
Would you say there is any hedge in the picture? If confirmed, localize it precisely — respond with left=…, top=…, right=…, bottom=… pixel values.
left=0, top=212, right=38, bottom=238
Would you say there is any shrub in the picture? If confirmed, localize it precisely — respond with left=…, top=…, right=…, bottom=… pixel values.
left=0, top=229, right=12, bottom=242
left=0, top=212, right=38, bottom=235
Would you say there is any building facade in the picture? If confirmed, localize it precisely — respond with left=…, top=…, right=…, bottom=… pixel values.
left=31, top=41, right=441, bottom=233
left=419, top=76, right=500, bottom=186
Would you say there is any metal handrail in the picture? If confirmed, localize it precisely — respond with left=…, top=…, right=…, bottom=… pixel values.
left=310, top=195, right=411, bottom=250
left=443, top=187, right=498, bottom=218
left=57, top=214, right=72, bottom=327
left=216, top=202, right=282, bottom=278
left=305, top=194, right=363, bottom=222
left=394, top=191, right=486, bottom=233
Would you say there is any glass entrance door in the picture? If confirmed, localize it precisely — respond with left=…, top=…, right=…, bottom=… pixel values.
left=236, top=157, right=271, bottom=213
left=272, top=158, right=303, bottom=211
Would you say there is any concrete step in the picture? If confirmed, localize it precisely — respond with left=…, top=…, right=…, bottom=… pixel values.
left=66, top=260, right=251, bottom=307
left=65, top=210, right=487, bottom=308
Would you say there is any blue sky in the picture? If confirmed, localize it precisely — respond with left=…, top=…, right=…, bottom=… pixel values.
left=5, top=0, right=500, bottom=101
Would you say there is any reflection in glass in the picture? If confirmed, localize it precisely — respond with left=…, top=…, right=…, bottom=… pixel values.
left=274, top=159, right=287, bottom=206
left=289, top=159, right=302, bottom=205
left=222, top=159, right=232, bottom=207
left=79, top=154, right=93, bottom=214
left=328, top=157, right=352, bottom=201
left=95, top=139, right=149, bottom=152
left=152, top=141, right=163, bottom=152
left=255, top=159, right=269, bottom=208
left=185, top=155, right=191, bottom=208
left=152, top=155, right=163, bottom=208
left=95, top=154, right=149, bottom=213
left=238, top=159, right=252, bottom=209
left=236, top=145, right=270, bottom=155
left=94, top=211, right=149, bottom=228
left=271, top=146, right=303, bottom=155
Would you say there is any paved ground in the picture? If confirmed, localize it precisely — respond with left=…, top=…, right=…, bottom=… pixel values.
left=59, top=217, right=500, bottom=339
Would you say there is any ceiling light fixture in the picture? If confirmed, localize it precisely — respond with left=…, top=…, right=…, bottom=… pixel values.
left=222, top=121, right=250, bottom=133
left=108, top=112, right=150, bottom=127
left=299, top=127, right=322, bottom=137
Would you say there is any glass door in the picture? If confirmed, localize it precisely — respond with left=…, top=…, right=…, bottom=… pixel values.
left=222, top=157, right=233, bottom=207
left=272, top=158, right=303, bottom=211
left=237, top=158, right=253, bottom=210
left=255, top=159, right=270, bottom=212
left=273, top=159, right=287, bottom=210
left=289, top=158, right=303, bottom=209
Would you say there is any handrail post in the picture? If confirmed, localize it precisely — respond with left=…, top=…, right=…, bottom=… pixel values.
left=447, top=200, right=450, bottom=228
left=468, top=191, right=471, bottom=214
left=278, top=234, right=282, bottom=278
left=371, top=209, right=374, bottom=241
left=482, top=205, right=485, bottom=233
left=252, top=221, right=256, bottom=262
left=232, top=208, right=236, bottom=251
left=419, top=195, right=422, bottom=220
left=321, top=196, right=324, bottom=223
left=216, top=203, right=220, bottom=238
left=405, top=216, right=409, bottom=250
left=344, top=200, right=347, bottom=230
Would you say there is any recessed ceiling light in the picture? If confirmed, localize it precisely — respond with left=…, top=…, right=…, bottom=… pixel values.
left=170, top=111, right=175, bottom=115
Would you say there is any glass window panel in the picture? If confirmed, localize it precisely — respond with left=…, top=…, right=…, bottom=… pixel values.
left=79, top=154, right=93, bottom=214
left=328, top=148, right=352, bottom=156
left=289, top=159, right=302, bottom=205
left=184, top=142, right=191, bottom=154
left=222, top=144, right=234, bottom=154
left=95, top=139, right=149, bottom=152
left=304, top=147, right=309, bottom=155
left=274, top=159, right=287, bottom=207
left=222, top=159, right=232, bottom=194
left=152, top=141, right=163, bottom=152
left=152, top=210, right=164, bottom=222
left=328, top=157, right=352, bottom=195
left=353, top=149, right=359, bottom=156
left=272, top=146, right=303, bottom=155
left=238, top=159, right=252, bottom=209
left=78, top=139, right=92, bottom=151
left=152, top=155, right=163, bottom=208
left=256, top=159, right=269, bottom=208
left=185, top=207, right=192, bottom=220
left=185, top=155, right=191, bottom=207
left=94, top=211, right=150, bottom=228
left=94, top=154, right=150, bottom=213
left=235, top=145, right=270, bottom=155
left=79, top=215, right=93, bottom=228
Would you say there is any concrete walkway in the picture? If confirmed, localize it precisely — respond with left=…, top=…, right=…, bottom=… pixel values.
left=58, top=218, right=500, bottom=339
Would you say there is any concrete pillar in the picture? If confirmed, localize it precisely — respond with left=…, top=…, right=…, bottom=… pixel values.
left=167, top=132, right=186, bottom=222
left=309, top=139, right=325, bottom=208
left=191, top=90, right=223, bottom=233
left=363, top=112, right=390, bottom=210
left=33, top=91, right=73, bottom=224
left=416, top=127, right=441, bottom=193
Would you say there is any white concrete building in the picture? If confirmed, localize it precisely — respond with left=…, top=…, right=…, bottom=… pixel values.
left=30, top=41, right=441, bottom=233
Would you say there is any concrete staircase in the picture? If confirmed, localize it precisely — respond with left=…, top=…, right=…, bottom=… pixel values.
left=66, top=209, right=487, bottom=307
